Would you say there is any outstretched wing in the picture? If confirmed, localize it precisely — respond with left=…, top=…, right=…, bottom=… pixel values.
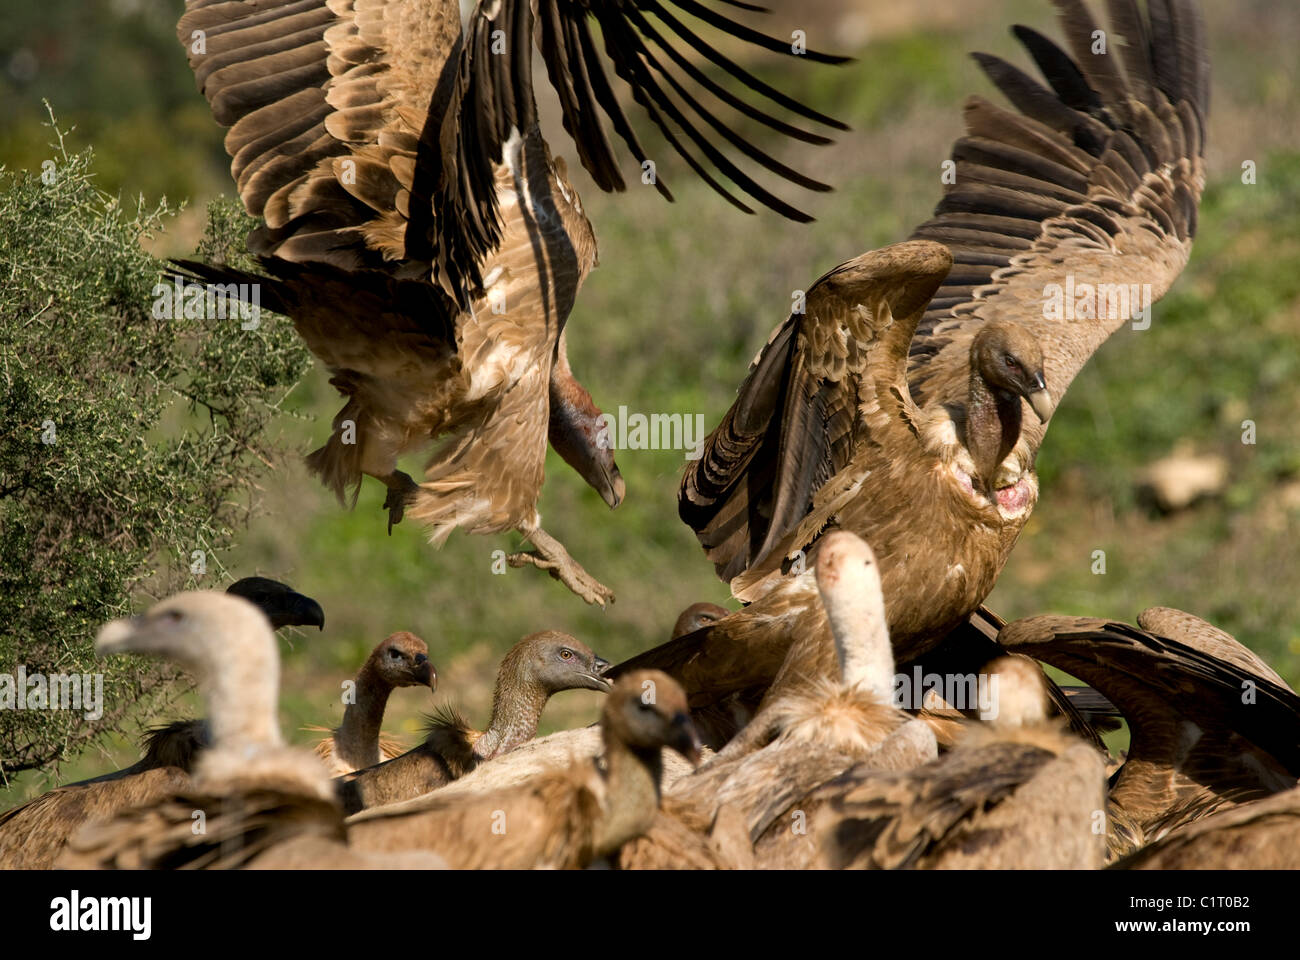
left=679, top=241, right=953, bottom=584
left=907, top=0, right=1210, bottom=454
left=438, top=0, right=849, bottom=305
left=176, top=0, right=464, bottom=276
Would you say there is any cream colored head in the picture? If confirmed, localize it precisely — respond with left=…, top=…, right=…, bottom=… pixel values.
left=814, top=531, right=893, bottom=699
left=981, top=656, right=1048, bottom=728
left=96, top=590, right=282, bottom=753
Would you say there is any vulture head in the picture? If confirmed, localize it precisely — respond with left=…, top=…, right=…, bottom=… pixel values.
left=96, top=590, right=273, bottom=677
left=226, top=576, right=325, bottom=631
left=513, top=630, right=612, bottom=694
left=970, top=322, right=1055, bottom=425
left=549, top=332, right=626, bottom=510
left=671, top=601, right=731, bottom=639
left=814, top=530, right=893, bottom=698
left=604, top=670, right=703, bottom=766
left=371, top=631, right=437, bottom=692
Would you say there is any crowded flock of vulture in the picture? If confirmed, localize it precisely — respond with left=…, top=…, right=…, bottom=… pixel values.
left=5, top=0, right=1299, bottom=870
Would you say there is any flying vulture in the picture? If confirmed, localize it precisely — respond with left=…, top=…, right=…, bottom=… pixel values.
left=172, top=0, right=846, bottom=604
left=676, top=0, right=1210, bottom=652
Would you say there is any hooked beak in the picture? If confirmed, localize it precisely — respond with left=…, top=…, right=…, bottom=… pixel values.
left=415, top=654, right=438, bottom=691
left=668, top=711, right=703, bottom=767
left=582, top=656, right=614, bottom=692
left=94, top=617, right=141, bottom=657
left=597, top=462, right=626, bottom=510
left=1026, top=377, right=1054, bottom=424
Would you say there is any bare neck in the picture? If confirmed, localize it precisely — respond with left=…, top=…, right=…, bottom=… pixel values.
left=334, top=658, right=392, bottom=769
left=474, top=659, right=549, bottom=759
left=202, top=646, right=282, bottom=754
left=967, top=370, right=1022, bottom=492
left=592, top=733, right=662, bottom=856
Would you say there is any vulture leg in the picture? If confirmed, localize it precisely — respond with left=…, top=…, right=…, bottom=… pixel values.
left=381, top=471, right=420, bottom=534
left=507, top=524, right=615, bottom=606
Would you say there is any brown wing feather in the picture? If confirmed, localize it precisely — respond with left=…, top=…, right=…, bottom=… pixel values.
left=907, top=0, right=1209, bottom=438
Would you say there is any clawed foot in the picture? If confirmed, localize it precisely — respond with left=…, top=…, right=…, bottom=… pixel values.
left=507, top=525, right=615, bottom=607
left=381, top=471, right=419, bottom=535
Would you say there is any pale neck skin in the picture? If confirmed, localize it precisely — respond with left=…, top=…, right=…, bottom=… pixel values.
left=591, top=731, right=662, bottom=856
left=334, top=657, right=394, bottom=769
left=198, top=632, right=283, bottom=754
left=823, top=581, right=893, bottom=699
left=966, top=368, right=1023, bottom=493
left=473, top=654, right=550, bottom=759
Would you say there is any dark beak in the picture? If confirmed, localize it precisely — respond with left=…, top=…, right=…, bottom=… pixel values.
left=1025, top=374, right=1054, bottom=424
left=285, top=595, right=326, bottom=631
left=668, top=712, right=703, bottom=767
left=597, top=462, right=626, bottom=510
left=415, top=653, right=437, bottom=691
left=581, top=656, right=614, bottom=692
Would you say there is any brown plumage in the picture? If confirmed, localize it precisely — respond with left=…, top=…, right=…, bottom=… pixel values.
left=622, top=533, right=935, bottom=869
left=58, top=592, right=443, bottom=869
left=0, top=577, right=320, bottom=869
left=335, top=631, right=609, bottom=813
left=170, top=0, right=844, bottom=605
left=311, top=631, right=436, bottom=776
left=1115, top=784, right=1300, bottom=870
left=998, top=608, right=1300, bottom=859
left=677, top=0, right=1209, bottom=660
left=0, top=721, right=203, bottom=870
left=802, top=656, right=1108, bottom=870
left=345, top=670, right=702, bottom=868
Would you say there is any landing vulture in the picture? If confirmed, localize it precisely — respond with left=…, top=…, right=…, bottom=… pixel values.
left=999, top=608, right=1300, bottom=859
left=172, top=0, right=845, bottom=604
left=678, top=0, right=1210, bottom=651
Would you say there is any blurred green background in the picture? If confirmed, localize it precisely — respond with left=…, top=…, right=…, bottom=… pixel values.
left=2, top=0, right=1298, bottom=803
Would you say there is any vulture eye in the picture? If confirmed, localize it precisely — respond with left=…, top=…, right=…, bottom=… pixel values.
left=162, top=610, right=184, bottom=623
left=387, top=648, right=402, bottom=660
left=559, top=649, right=574, bottom=661
left=1004, top=355, right=1019, bottom=370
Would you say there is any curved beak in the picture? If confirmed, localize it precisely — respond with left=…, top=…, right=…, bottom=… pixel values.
left=1026, top=378, right=1054, bottom=424
left=581, top=656, right=614, bottom=692
left=598, top=462, right=626, bottom=510
left=668, top=711, right=703, bottom=767
left=415, top=654, right=438, bottom=691
left=95, top=617, right=141, bottom=657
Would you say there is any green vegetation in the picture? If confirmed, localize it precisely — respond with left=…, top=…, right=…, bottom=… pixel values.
left=0, top=116, right=310, bottom=780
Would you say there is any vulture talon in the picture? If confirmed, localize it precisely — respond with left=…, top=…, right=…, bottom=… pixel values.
left=507, top=525, right=615, bottom=606
left=381, top=471, right=418, bottom=535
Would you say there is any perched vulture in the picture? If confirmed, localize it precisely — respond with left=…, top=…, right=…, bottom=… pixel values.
left=344, top=670, right=703, bottom=868
left=0, top=577, right=321, bottom=869
left=998, top=608, right=1300, bottom=860
left=675, top=0, right=1210, bottom=654
left=58, top=592, right=443, bottom=869
left=311, top=631, right=437, bottom=775
left=335, top=630, right=610, bottom=812
left=622, top=532, right=935, bottom=869
left=803, top=656, right=1108, bottom=870
left=171, top=0, right=845, bottom=605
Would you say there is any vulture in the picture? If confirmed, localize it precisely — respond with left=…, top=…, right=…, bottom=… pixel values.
left=998, top=608, right=1300, bottom=859
left=58, top=591, right=444, bottom=869
left=344, top=670, right=703, bottom=868
left=620, top=531, right=935, bottom=869
left=804, top=656, right=1108, bottom=870
left=171, top=0, right=845, bottom=605
left=673, top=0, right=1210, bottom=656
left=335, top=630, right=609, bottom=812
left=0, top=577, right=322, bottom=869
left=1115, top=784, right=1300, bottom=870
left=672, top=602, right=731, bottom=641
left=311, top=631, right=437, bottom=775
